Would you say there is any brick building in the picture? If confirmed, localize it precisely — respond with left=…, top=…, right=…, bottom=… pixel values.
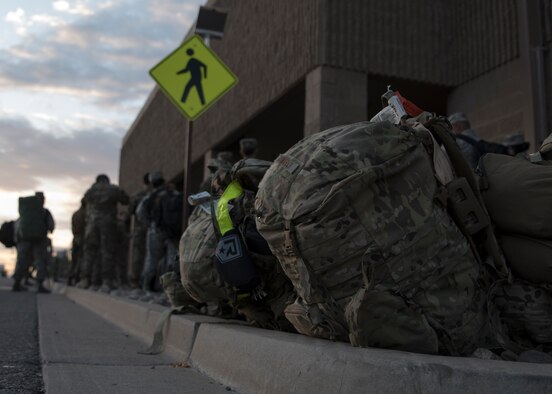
left=119, top=0, right=551, bottom=195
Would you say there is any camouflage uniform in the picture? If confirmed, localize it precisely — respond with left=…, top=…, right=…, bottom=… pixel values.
left=68, top=203, right=86, bottom=285
left=128, top=189, right=149, bottom=288
left=115, top=213, right=130, bottom=286
left=79, top=179, right=129, bottom=289
left=137, top=185, right=179, bottom=292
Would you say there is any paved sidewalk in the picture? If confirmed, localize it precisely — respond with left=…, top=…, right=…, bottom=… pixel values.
left=38, top=293, right=232, bottom=393
left=61, top=284, right=552, bottom=394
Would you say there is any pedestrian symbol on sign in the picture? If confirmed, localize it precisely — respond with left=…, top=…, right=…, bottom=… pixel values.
left=149, top=35, right=237, bottom=121
left=177, top=49, right=207, bottom=106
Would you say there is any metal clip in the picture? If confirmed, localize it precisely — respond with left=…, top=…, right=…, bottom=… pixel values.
left=283, top=229, right=295, bottom=256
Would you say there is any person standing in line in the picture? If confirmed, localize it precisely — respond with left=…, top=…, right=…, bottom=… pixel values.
left=77, top=174, right=129, bottom=293
left=239, top=138, right=258, bottom=160
left=12, top=191, right=55, bottom=293
left=137, top=172, right=182, bottom=292
left=127, top=173, right=150, bottom=290
left=448, top=112, right=481, bottom=169
left=68, top=199, right=86, bottom=286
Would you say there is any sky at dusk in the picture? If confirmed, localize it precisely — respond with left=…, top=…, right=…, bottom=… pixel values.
left=0, top=0, right=204, bottom=273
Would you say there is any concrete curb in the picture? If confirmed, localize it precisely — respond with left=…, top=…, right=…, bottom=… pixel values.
left=56, top=284, right=552, bottom=394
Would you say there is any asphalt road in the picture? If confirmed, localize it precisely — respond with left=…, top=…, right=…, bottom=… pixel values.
left=0, top=279, right=45, bottom=393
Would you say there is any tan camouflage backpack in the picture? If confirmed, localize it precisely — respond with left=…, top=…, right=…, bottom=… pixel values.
left=488, top=279, right=552, bottom=356
left=255, top=120, right=495, bottom=355
left=179, top=205, right=231, bottom=304
left=480, top=135, right=552, bottom=357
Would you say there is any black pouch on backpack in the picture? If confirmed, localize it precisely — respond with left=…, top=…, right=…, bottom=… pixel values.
left=215, top=228, right=260, bottom=291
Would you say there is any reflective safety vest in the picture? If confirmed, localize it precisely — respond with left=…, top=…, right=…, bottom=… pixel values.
left=216, top=180, right=244, bottom=236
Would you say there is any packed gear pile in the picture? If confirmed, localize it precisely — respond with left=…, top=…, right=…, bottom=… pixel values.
left=6, top=91, right=552, bottom=362
left=170, top=90, right=552, bottom=361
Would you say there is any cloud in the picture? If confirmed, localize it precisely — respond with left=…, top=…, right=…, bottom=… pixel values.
left=0, top=113, right=121, bottom=192
left=5, top=8, right=66, bottom=38
left=0, top=0, right=203, bottom=111
left=53, top=1, right=94, bottom=16
left=5, top=8, right=26, bottom=24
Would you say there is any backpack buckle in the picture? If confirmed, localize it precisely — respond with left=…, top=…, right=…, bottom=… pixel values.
left=283, top=230, right=295, bottom=256
left=447, top=177, right=490, bottom=235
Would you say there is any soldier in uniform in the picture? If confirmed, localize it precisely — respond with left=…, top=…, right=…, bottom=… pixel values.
left=115, top=209, right=131, bottom=288
left=448, top=112, right=481, bottom=169
left=12, top=191, right=55, bottom=293
left=68, top=199, right=86, bottom=286
left=502, top=132, right=530, bottom=159
left=198, top=152, right=233, bottom=193
left=239, top=138, right=258, bottom=159
left=127, top=173, right=150, bottom=289
left=137, top=172, right=182, bottom=292
left=77, top=174, right=129, bottom=292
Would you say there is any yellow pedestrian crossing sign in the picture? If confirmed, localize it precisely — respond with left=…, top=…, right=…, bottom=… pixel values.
left=150, top=35, right=238, bottom=121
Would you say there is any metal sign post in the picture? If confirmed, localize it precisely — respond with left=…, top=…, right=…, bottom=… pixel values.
left=149, top=7, right=232, bottom=229
left=182, top=120, right=193, bottom=228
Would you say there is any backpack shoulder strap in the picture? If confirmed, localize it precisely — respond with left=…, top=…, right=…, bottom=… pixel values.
left=425, top=117, right=510, bottom=280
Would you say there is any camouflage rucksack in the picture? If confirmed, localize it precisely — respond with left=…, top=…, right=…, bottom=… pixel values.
left=255, top=120, right=494, bottom=355
left=159, top=271, right=202, bottom=309
left=179, top=205, right=231, bottom=304
left=488, top=279, right=552, bottom=356
left=479, top=135, right=552, bottom=356
left=480, top=153, right=552, bottom=239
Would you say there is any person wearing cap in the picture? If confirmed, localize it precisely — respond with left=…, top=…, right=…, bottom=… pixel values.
left=216, top=151, right=234, bottom=164
left=239, top=138, right=258, bottom=159
left=502, top=132, right=530, bottom=159
left=448, top=112, right=481, bottom=169
left=77, top=174, right=129, bottom=292
left=136, top=171, right=182, bottom=292
left=198, top=153, right=234, bottom=193
left=127, top=173, right=151, bottom=290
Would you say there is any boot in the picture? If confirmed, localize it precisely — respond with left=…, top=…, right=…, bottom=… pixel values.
left=12, top=280, right=28, bottom=292
left=99, top=279, right=115, bottom=294
left=76, top=278, right=90, bottom=289
left=37, top=281, right=51, bottom=294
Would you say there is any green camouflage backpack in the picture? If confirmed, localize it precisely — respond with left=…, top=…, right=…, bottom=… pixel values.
left=255, top=120, right=493, bottom=355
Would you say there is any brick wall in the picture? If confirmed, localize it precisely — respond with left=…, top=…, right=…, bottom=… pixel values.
left=323, top=0, right=518, bottom=86
left=119, top=88, right=187, bottom=194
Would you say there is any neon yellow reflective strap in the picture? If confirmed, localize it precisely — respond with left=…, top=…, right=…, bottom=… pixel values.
left=216, top=180, right=244, bottom=236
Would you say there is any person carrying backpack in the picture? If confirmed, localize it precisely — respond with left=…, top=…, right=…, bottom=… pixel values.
left=76, top=174, right=129, bottom=292
left=137, top=171, right=183, bottom=292
left=13, top=191, right=55, bottom=293
left=448, top=112, right=510, bottom=169
left=448, top=112, right=483, bottom=169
